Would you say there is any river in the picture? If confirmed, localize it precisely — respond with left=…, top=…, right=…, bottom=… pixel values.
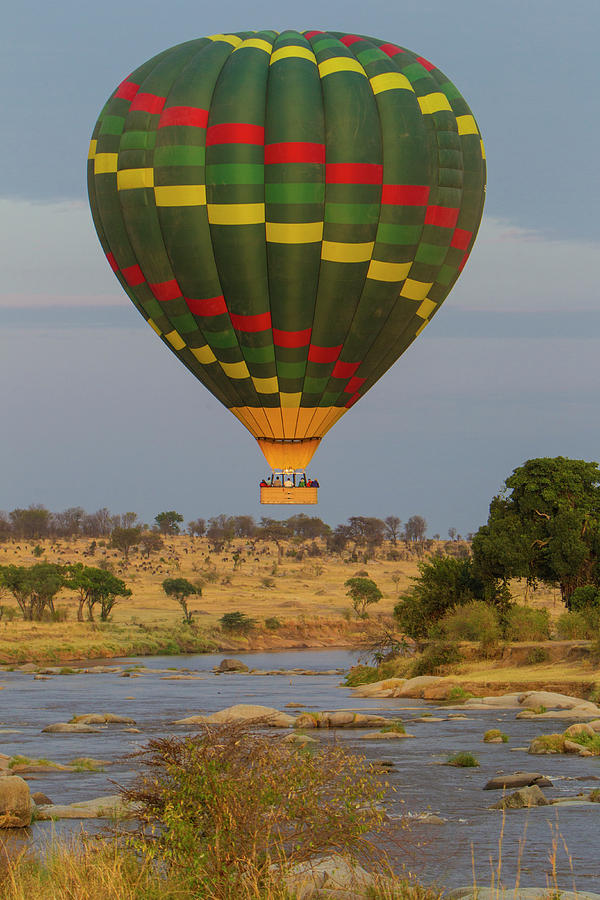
left=1, top=648, right=599, bottom=891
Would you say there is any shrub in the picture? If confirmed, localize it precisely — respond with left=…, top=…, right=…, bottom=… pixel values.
left=381, top=720, right=406, bottom=734
left=261, top=577, right=275, bottom=589
left=343, top=665, right=380, bottom=686
left=435, top=600, right=500, bottom=644
left=569, top=732, right=600, bottom=755
left=120, top=725, right=387, bottom=894
left=590, top=789, right=600, bottom=802
left=0, top=605, right=19, bottom=622
left=445, top=752, right=479, bottom=767
left=410, top=640, right=463, bottom=677
left=483, top=729, right=508, bottom=743
left=524, top=647, right=549, bottom=665
left=264, top=616, right=282, bottom=630
left=394, top=556, right=483, bottom=639
left=529, top=733, right=565, bottom=753
left=570, top=584, right=600, bottom=612
left=555, top=608, right=600, bottom=639
left=447, top=685, right=474, bottom=702
left=219, top=611, right=256, bottom=633
left=503, top=605, right=551, bottom=641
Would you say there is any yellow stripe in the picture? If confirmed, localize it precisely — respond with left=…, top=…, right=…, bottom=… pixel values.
left=280, top=392, right=301, bottom=408
left=400, top=279, right=433, bottom=301
left=266, top=221, right=323, bottom=243
left=416, top=298, right=437, bottom=319
left=253, top=376, right=279, bottom=394
left=370, top=72, right=414, bottom=95
left=270, top=45, right=316, bottom=65
left=235, top=38, right=272, bottom=54
left=207, top=203, right=265, bottom=225
left=318, top=57, right=366, bottom=78
left=418, top=92, right=452, bottom=115
left=147, top=318, right=161, bottom=336
left=208, top=33, right=242, bottom=47
left=480, top=139, right=486, bottom=160
left=94, top=153, right=118, bottom=174
left=190, top=344, right=217, bottom=364
left=321, top=241, right=373, bottom=263
left=154, top=185, right=206, bottom=207
left=220, top=360, right=250, bottom=379
left=456, top=114, right=478, bottom=135
left=367, top=259, right=412, bottom=282
left=88, top=140, right=97, bottom=160
left=415, top=320, right=428, bottom=337
left=165, top=330, right=185, bottom=350
left=117, top=168, right=154, bottom=190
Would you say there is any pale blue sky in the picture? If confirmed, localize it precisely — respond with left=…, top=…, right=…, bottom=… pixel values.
left=0, top=1, right=598, bottom=535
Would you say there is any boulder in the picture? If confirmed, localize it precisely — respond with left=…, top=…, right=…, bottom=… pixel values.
left=350, top=677, right=406, bottom=698
left=449, top=889, right=600, bottom=900
left=31, top=791, right=52, bottom=806
left=35, top=794, right=134, bottom=820
left=285, top=702, right=306, bottom=708
left=279, top=853, right=393, bottom=899
left=563, top=739, right=587, bottom=754
left=42, top=723, right=101, bottom=734
left=490, top=784, right=549, bottom=810
left=394, top=676, right=444, bottom=698
left=0, top=776, right=32, bottom=827
left=71, top=713, right=136, bottom=725
left=18, top=663, right=37, bottom=673
left=282, top=733, right=318, bottom=745
left=464, top=693, right=523, bottom=709
left=587, top=719, right=600, bottom=732
left=484, top=773, right=552, bottom=791
left=422, top=681, right=461, bottom=700
left=361, top=730, right=415, bottom=740
left=564, top=722, right=596, bottom=738
left=216, top=658, right=250, bottom=673
left=517, top=707, right=600, bottom=720
left=174, top=704, right=295, bottom=728
left=519, top=691, right=600, bottom=712
left=293, top=712, right=389, bottom=730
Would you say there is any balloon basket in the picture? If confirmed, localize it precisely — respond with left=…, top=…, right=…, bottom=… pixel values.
left=259, top=469, right=318, bottom=504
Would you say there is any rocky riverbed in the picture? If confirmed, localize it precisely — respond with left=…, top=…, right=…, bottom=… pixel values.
left=0, top=648, right=599, bottom=894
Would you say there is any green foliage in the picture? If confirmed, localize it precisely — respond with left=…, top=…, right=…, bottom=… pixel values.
left=264, top=616, right=281, bottom=630
left=32, top=545, right=43, bottom=558
left=447, top=685, right=474, bottom=702
left=155, top=511, right=184, bottom=535
left=110, top=526, right=142, bottom=561
left=380, top=720, right=406, bottom=734
left=503, top=604, right=551, bottom=641
left=261, top=577, right=275, bottom=589
left=120, top=726, right=387, bottom=894
left=570, top=584, right=600, bottom=611
left=483, top=729, right=508, bottom=743
left=555, top=608, right=600, bottom=639
left=219, top=611, right=256, bottom=633
left=434, top=600, right=500, bottom=644
left=524, top=647, right=550, bottom=665
left=590, top=789, right=600, bottom=802
left=445, top=752, right=479, bottom=767
left=394, top=556, right=484, bottom=639
left=65, top=564, right=131, bottom=621
left=0, top=562, right=66, bottom=621
left=343, top=664, right=380, bottom=686
left=529, top=733, right=564, bottom=753
left=139, top=532, right=164, bottom=557
left=472, top=457, right=600, bottom=608
left=162, top=578, right=200, bottom=625
left=569, top=732, right=600, bottom=754
left=344, top=576, right=383, bottom=618
left=410, top=641, right=463, bottom=676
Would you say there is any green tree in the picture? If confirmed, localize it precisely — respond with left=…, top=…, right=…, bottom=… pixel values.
left=139, top=532, right=164, bottom=558
left=155, top=511, right=184, bottom=535
left=162, top=577, right=200, bottom=625
left=344, top=576, right=383, bottom=618
left=0, top=563, right=65, bottom=620
left=66, top=565, right=131, bottom=621
left=9, top=506, right=51, bottom=540
left=394, top=556, right=484, bottom=639
left=110, top=526, right=142, bottom=561
left=472, top=457, right=600, bottom=607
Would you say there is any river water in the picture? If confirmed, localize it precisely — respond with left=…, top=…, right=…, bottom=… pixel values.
left=1, top=648, right=599, bottom=892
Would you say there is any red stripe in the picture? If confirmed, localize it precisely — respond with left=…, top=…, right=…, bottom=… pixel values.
left=425, top=205, right=460, bottom=228
left=379, top=43, right=404, bottom=57
left=158, top=106, right=209, bottom=129
left=458, top=251, right=470, bottom=272
left=115, top=78, right=139, bottom=101
left=345, top=393, right=361, bottom=408
left=105, top=252, right=119, bottom=273
left=129, top=92, right=166, bottom=115
left=206, top=123, right=264, bottom=146
left=381, top=184, right=430, bottom=205
left=265, top=142, right=325, bottom=164
left=416, top=55, right=436, bottom=71
left=339, top=35, right=361, bottom=46
left=451, top=227, right=472, bottom=250
left=229, top=311, right=272, bottom=332
left=331, top=360, right=360, bottom=379
left=185, top=296, right=227, bottom=317
left=304, top=31, right=323, bottom=39
left=121, top=264, right=145, bottom=286
left=326, top=163, right=382, bottom=184
left=308, top=344, right=342, bottom=363
left=273, top=327, right=311, bottom=348
left=150, top=279, right=182, bottom=302
left=345, top=375, right=366, bottom=393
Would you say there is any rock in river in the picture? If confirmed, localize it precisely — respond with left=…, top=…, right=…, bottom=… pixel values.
left=71, top=713, right=136, bottom=725
left=490, top=784, right=549, bottom=810
left=174, top=704, right=295, bottom=728
left=42, top=723, right=101, bottom=734
left=294, top=712, right=388, bottom=729
left=484, top=772, right=553, bottom=790
left=216, top=658, right=250, bottom=673
left=0, top=776, right=32, bottom=827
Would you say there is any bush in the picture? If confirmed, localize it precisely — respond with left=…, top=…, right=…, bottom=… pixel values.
left=343, top=665, right=380, bottom=687
left=503, top=605, right=551, bottom=641
left=394, top=556, right=483, bottom=639
left=555, top=608, right=600, bottom=639
left=261, top=577, right=275, bottom=589
left=120, top=725, right=387, bottom=894
left=483, top=729, right=508, bottom=743
left=381, top=720, right=406, bottom=734
left=410, top=640, right=463, bottom=676
left=219, top=611, right=256, bottom=633
left=524, top=647, right=549, bottom=665
left=570, top=585, right=600, bottom=611
left=446, top=685, right=473, bottom=702
left=264, top=616, right=282, bottom=630
left=435, top=600, right=500, bottom=644
left=445, top=752, right=479, bottom=767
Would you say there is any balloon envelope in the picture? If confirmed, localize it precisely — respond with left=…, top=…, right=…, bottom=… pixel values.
left=88, top=30, right=486, bottom=470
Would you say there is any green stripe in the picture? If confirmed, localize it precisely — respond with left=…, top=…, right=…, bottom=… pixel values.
left=154, top=145, right=205, bottom=166
left=325, top=203, right=379, bottom=224
left=265, top=182, right=325, bottom=203
left=241, top=344, right=275, bottom=363
left=206, top=163, right=263, bottom=184
left=277, top=360, right=306, bottom=378
left=99, top=116, right=125, bottom=135
left=120, top=130, right=156, bottom=150
left=415, top=242, right=448, bottom=265
left=376, top=223, right=422, bottom=244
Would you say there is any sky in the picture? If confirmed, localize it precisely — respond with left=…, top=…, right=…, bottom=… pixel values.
left=0, top=0, right=598, bottom=536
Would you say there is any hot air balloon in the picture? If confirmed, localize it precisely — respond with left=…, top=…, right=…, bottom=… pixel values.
left=88, top=30, right=485, bottom=504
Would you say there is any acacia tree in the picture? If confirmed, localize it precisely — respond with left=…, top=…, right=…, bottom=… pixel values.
left=162, top=577, right=201, bottom=624
left=155, top=511, right=184, bottom=535
left=66, top=565, right=131, bottom=621
left=110, top=526, right=142, bottom=561
left=139, top=532, right=164, bottom=558
left=384, top=516, right=402, bottom=544
left=0, top=563, right=65, bottom=620
left=344, top=576, right=383, bottom=618
left=472, top=457, right=600, bottom=607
